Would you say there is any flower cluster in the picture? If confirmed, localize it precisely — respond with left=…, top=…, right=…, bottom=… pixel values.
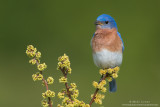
left=92, top=80, right=107, bottom=93
left=91, top=79, right=106, bottom=105
left=59, top=76, right=67, bottom=83
left=58, top=92, right=65, bottom=99
left=26, top=45, right=55, bottom=107
left=41, top=99, right=49, bottom=107
left=91, top=93, right=105, bottom=105
left=32, top=72, right=43, bottom=81
left=57, top=54, right=72, bottom=74
left=57, top=54, right=90, bottom=107
left=26, top=45, right=38, bottom=57
left=42, top=90, right=55, bottom=98
left=57, top=97, right=90, bottom=107
left=37, top=63, right=47, bottom=71
left=69, top=83, right=79, bottom=99
left=47, top=77, right=54, bottom=85
left=57, top=83, right=79, bottom=100
left=99, top=66, right=119, bottom=82
left=29, top=59, right=37, bottom=65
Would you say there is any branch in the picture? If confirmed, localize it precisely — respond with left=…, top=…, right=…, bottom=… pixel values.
left=36, top=59, right=52, bottom=107
left=61, top=68, right=72, bottom=101
left=89, top=74, right=108, bottom=106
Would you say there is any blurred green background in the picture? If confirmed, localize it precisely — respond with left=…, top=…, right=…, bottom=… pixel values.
left=0, top=0, right=160, bottom=107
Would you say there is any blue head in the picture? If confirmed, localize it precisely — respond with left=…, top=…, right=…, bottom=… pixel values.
left=95, top=14, right=117, bottom=29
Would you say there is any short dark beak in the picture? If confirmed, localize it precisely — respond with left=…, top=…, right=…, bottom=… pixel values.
left=94, top=21, right=103, bottom=25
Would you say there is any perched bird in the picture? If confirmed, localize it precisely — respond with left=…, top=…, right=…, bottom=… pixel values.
left=91, top=14, right=124, bottom=92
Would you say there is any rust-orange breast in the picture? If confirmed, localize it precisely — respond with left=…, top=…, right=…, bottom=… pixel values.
left=92, top=28, right=122, bottom=53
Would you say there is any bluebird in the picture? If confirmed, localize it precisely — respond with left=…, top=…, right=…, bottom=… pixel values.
left=91, top=14, right=124, bottom=92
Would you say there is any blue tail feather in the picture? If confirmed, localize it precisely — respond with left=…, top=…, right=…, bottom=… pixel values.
left=109, top=78, right=117, bottom=92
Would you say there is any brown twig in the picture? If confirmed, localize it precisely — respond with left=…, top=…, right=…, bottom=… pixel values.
left=36, top=59, right=52, bottom=107
left=61, top=68, right=72, bottom=101
left=89, top=74, right=108, bottom=106
left=89, top=88, right=99, bottom=106
left=48, top=97, right=52, bottom=107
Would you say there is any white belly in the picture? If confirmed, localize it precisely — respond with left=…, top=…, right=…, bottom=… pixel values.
left=93, top=49, right=122, bottom=69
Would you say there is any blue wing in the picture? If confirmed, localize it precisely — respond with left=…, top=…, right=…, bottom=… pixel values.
left=117, top=32, right=124, bottom=52
left=90, top=33, right=95, bottom=47
left=92, top=33, right=95, bottom=37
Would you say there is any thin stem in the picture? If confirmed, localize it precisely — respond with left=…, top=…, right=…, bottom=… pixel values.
left=65, top=82, right=72, bottom=100
left=61, top=68, right=72, bottom=101
left=35, top=58, right=52, bottom=107
left=89, top=74, right=108, bottom=106
left=89, top=88, right=99, bottom=106
left=48, top=97, right=52, bottom=107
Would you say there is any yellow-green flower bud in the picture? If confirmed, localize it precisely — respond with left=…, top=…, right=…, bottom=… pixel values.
left=70, top=83, right=77, bottom=89
left=106, top=77, right=113, bottom=82
left=29, top=59, right=37, bottom=65
left=71, top=89, right=79, bottom=99
left=62, top=97, right=70, bottom=105
left=47, top=77, right=54, bottom=84
left=37, top=74, right=43, bottom=80
left=68, top=68, right=72, bottom=74
left=94, top=93, right=105, bottom=105
left=57, top=54, right=72, bottom=74
left=32, top=74, right=37, bottom=81
left=32, top=73, right=43, bottom=81
left=36, top=51, right=41, bottom=59
left=45, top=90, right=55, bottom=97
left=100, top=80, right=106, bottom=85
left=42, top=92, right=47, bottom=98
left=42, top=90, right=55, bottom=98
left=94, top=98, right=102, bottom=105
left=57, top=92, right=65, bottom=99
left=85, top=104, right=90, bottom=107
left=107, top=68, right=114, bottom=74
left=41, top=99, right=49, bottom=107
left=92, top=81, right=98, bottom=88
left=79, top=101, right=85, bottom=106
left=37, top=63, right=47, bottom=71
left=112, top=73, right=118, bottom=78
left=114, top=66, right=120, bottom=72
left=26, top=45, right=37, bottom=57
left=59, top=77, right=67, bottom=83
left=99, top=69, right=107, bottom=75
left=101, top=87, right=107, bottom=93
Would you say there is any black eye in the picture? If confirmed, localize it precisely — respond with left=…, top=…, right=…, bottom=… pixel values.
left=105, top=21, right=109, bottom=24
